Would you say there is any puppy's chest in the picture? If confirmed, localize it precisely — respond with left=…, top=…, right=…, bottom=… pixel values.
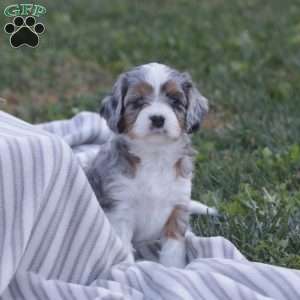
left=115, top=155, right=192, bottom=240
left=131, top=160, right=191, bottom=203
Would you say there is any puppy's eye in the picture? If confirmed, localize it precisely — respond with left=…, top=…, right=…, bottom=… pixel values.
left=168, top=94, right=184, bottom=110
left=128, top=97, right=145, bottom=109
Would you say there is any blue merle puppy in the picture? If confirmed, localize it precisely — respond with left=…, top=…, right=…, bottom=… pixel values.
left=87, top=63, right=217, bottom=267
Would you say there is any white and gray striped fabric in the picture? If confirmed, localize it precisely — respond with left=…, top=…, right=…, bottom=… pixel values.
left=0, top=110, right=300, bottom=300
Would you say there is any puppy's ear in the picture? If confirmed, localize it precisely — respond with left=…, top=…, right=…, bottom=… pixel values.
left=181, top=72, right=208, bottom=134
left=100, top=74, right=129, bottom=133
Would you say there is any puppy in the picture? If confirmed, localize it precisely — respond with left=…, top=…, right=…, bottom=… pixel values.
left=87, top=63, right=217, bottom=267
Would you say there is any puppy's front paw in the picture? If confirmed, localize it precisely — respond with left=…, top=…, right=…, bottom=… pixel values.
left=160, top=239, right=186, bottom=268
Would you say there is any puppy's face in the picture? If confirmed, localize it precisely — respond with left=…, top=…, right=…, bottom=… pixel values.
left=101, top=63, right=208, bottom=143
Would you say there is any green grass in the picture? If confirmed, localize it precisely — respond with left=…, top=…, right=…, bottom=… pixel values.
left=1, top=0, right=300, bottom=268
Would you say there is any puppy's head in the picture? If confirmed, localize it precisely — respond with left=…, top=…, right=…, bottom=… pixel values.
left=100, top=63, right=208, bottom=142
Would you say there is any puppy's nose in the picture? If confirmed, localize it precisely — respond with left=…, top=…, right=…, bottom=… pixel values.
left=150, top=115, right=165, bottom=128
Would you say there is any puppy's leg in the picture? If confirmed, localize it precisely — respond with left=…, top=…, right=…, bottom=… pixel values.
left=107, top=214, right=135, bottom=263
left=189, top=199, right=218, bottom=216
left=160, top=205, right=188, bottom=268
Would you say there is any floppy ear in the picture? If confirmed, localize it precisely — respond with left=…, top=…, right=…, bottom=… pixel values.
left=181, top=72, right=209, bottom=133
left=100, top=73, right=128, bottom=133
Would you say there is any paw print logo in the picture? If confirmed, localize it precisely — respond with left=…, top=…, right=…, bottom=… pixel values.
left=4, top=16, right=45, bottom=48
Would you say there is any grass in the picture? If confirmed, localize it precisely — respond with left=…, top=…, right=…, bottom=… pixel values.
left=1, top=0, right=300, bottom=268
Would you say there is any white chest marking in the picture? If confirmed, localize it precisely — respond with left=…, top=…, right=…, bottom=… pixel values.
left=111, top=141, right=191, bottom=242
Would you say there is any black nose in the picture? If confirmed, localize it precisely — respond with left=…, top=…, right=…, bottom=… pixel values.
left=150, top=115, right=165, bottom=128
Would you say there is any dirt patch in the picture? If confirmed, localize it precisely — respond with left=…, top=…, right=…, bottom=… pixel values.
left=1, top=57, right=113, bottom=113
left=202, top=110, right=228, bottom=130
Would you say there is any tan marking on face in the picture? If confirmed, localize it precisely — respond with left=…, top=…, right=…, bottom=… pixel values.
left=127, top=130, right=138, bottom=139
left=161, top=80, right=186, bottom=130
left=120, top=82, right=154, bottom=134
left=161, top=80, right=183, bottom=100
left=164, top=206, right=186, bottom=239
left=128, top=81, right=153, bottom=98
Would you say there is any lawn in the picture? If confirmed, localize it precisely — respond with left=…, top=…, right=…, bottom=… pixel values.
left=1, top=0, right=300, bottom=268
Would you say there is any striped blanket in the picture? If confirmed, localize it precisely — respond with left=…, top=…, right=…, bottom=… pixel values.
left=0, top=110, right=299, bottom=300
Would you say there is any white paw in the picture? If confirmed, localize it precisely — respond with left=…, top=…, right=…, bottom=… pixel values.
left=159, top=239, right=186, bottom=268
left=207, top=206, right=219, bottom=216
